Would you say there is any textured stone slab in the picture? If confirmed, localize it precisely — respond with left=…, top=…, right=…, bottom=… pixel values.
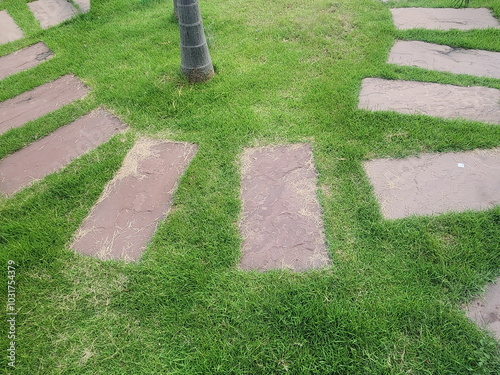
left=71, top=138, right=198, bottom=261
left=0, top=109, right=127, bottom=196
left=73, top=0, right=90, bottom=13
left=388, top=40, right=500, bottom=79
left=0, top=74, right=89, bottom=135
left=0, top=10, right=24, bottom=45
left=358, top=78, right=500, bottom=125
left=466, top=278, right=500, bottom=340
left=363, top=148, right=500, bottom=219
left=28, top=0, right=78, bottom=29
left=390, top=8, right=500, bottom=30
left=239, top=144, right=330, bottom=271
left=0, top=42, right=53, bottom=80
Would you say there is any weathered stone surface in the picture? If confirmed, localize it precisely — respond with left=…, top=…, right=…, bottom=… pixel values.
left=0, top=10, right=24, bottom=45
left=0, top=74, right=89, bottom=135
left=73, top=0, right=90, bottom=13
left=358, top=78, right=500, bottom=125
left=390, top=8, right=500, bottom=30
left=0, top=109, right=127, bottom=196
left=388, top=40, right=500, bottom=79
left=363, top=148, right=500, bottom=219
left=239, top=144, right=330, bottom=271
left=0, top=42, right=53, bottom=80
left=466, top=278, right=500, bottom=340
left=28, top=0, right=78, bottom=29
left=71, top=138, right=198, bottom=261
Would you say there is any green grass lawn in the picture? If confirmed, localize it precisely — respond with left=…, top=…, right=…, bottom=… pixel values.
left=1, top=0, right=500, bottom=373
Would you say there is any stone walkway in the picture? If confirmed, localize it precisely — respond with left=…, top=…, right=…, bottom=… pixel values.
left=0, top=10, right=24, bottom=45
left=466, top=277, right=500, bottom=340
left=0, top=42, right=53, bottom=80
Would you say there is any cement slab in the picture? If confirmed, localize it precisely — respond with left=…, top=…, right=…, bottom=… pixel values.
left=239, top=144, right=330, bottom=271
left=71, top=138, right=198, bottom=261
left=390, top=8, right=500, bottom=30
left=0, top=10, right=24, bottom=45
left=0, top=109, right=127, bottom=196
left=358, top=78, right=500, bottom=125
left=28, top=0, right=78, bottom=29
left=466, top=278, right=500, bottom=341
left=0, top=42, right=53, bottom=80
left=388, top=40, right=500, bottom=79
left=0, top=74, right=89, bottom=135
left=363, top=148, right=500, bottom=219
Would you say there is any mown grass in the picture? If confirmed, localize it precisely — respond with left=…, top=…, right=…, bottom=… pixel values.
left=0, top=0, right=499, bottom=373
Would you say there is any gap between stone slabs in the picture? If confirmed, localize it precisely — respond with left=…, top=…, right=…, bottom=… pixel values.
left=0, top=10, right=24, bottom=45
left=0, top=109, right=127, bottom=196
left=71, top=138, right=198, bottom=262
left=390, top=8, right=500, bottom=30
left=363, top=148, right=500, bottom=219
left=0, top=42, right=53, bottom=80
left=239, top=143, right=330, bottom=272
left=0, top=74, right=90, bottom=135
left=358, top=78, right=500, bottom=125
left=465, top=277, right=500, bottom=341
left=28, top=0, right=79, bottom=29
left=388, top=40, right=500, bottom=80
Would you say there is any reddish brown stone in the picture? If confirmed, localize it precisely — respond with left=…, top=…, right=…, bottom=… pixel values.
left=364, top=148, right=500, bottom=219
left=466, top=278, right=500, bottom=340
left=0, top=10, right=24, bottom=45
left=71, top=138, right=198, bottom=261
left=0, top=42, right=53, bottom=80
left=239, top=144, right=330, bottom=271
left=27, top=0, right=78, bottom=29
left=0, top=74, right=89, bottom=135
left=0, top=109, right=127, bottom=196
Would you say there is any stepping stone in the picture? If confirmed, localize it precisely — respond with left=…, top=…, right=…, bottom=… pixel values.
left=73, top=0, right=90, bottom=13
left=28, top=0, right=78, bottom=29
left=388, top=40, right=500, bottom=79
left=465, top=277, right=500, bottom=340
left=239, top=144, right=330, bottom=271
left=0, top=10, right=24, bottom=45
left=0, top=74, right=89, bottom=136
left=71, top=138, right=198, bottom=261
left=390, top=8, right=500, bottom=30
left=0, top=42, right=53, bottom=80
left=363, top=148, right=500, bottom=219
left=0, top=109, right=127, bottom=196
left=358, top=78, right=500, bottom=125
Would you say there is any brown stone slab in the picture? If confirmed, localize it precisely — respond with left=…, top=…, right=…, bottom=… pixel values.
left=28, top=0, right=78, bottom=29
left=358, top=78, right=500, bottom=125
left=388, top=40, right=500, bottom=79
left=390, top=8, right=500, bottom=30
left=0, top=109, right=127, bottom=196
left=71, top=138, right=198, bottom=261
left=73, top=0, right=90, bottom=13
left=0, top=42, right=53, bottom=80
left=466, top=278, right=500, bottom=340
left=363, top=148, right=500, bottom=219
left=0, top=74, right=89, bottom=135
left=239, top=144, right=330, bottom=271
left=0, top=10, right=24, bottom=45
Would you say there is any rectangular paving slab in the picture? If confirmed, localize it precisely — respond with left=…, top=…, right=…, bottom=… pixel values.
left=71, top=138, right=198, bottom=261
left=388, top=40, right=500, bottom=79
left=390, top=8, right=500, bottom=30
left=73, top=0, right=90, bottom=13
left=0, top=74, right=89, bottom=135
left=465, top=277, right=500, bottom=341
left=28, top=0, right=78, bottom=29
left=239, top=144, right=330, bottom=271
left=0, top=42, right=53, bottom=80
left=0, top=10, right=24, bottom=45
left=358, top=78, right=500, bottom=125
left=0, top=109, right=127, bottom=196
left=363, top=148, right=500, bottom=219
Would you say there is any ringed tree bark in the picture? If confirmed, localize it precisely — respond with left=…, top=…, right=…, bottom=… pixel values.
left=177, top=0, right=215, bottom=83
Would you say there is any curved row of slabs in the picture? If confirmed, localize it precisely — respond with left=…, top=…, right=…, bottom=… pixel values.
left=0, top=2, right=498, bottom=339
